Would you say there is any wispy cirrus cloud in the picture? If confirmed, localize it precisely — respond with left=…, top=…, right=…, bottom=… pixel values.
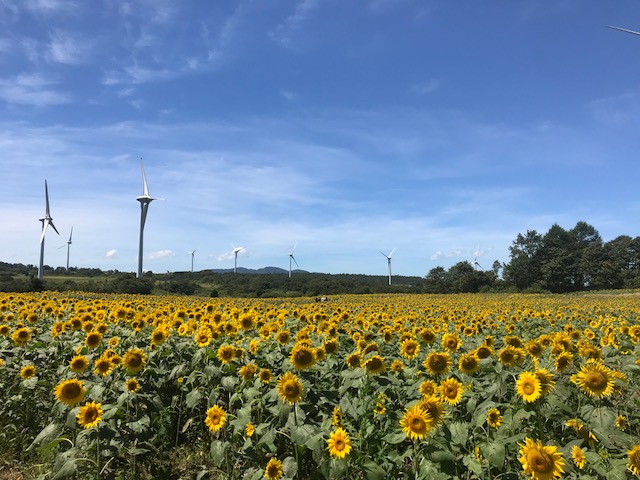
left=0, top=73, right=70, bottom=106
left=268, top=0, right=321, bottom=49
left=411, top=78, right=442, bottom=95
left=46, top=29, right=92, bottom=65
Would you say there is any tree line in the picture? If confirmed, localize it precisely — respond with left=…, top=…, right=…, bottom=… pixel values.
left=425, top=221, right=640, bottom=294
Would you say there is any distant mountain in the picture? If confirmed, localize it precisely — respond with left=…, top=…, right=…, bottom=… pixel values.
left=210, top=266, right=309, bottom=275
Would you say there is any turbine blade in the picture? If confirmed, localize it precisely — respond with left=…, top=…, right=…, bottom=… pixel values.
left=389, top=248, right=396, bottom=258
left=608, top=25, right=640, bottom=36
left=69, top=226, right=73, bottom=243
left=140, top=159, right=150, bottom=196
left=49, top=220, right=60, bottom=236
left=292, top=255, right=300, bottom=268
left=40, top=222, right=49, bottom=243
left=45, top=180, right=51, bottom=216
left=380, top=251, right=388, bottom=258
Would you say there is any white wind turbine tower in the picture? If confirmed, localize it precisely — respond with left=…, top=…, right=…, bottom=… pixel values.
left=58, top=227, right=73, bottom=271
left=188, top=250, right=196, bottom=272
left=38, top=180, right=60, bottom=281
left=288, top=242, right=299, bottom=278
left=472, top=245, right=483, bottom=270
left=380, top=248, right=396, bottom=285
left=136, top=159, right=158, bottom=279
left=232, top=245, right=245, bottom=273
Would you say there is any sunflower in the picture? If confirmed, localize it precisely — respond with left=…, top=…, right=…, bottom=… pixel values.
left=324, top=339, right=338, bottom=355
left=289, top=343, right=317, bottom=370
left=327, top=427, right=352, bottom=459
left=275, top=330, right=291, bottom=345
left=94, top=356, right=113, bottom=376
left=238, top=363, right=257, bottom=381
left=571, top=445, right=586, bottom=470
left=20, top=364, right=36, bottom=379
left=442, top=333, right=461, bottom=352
left=628, top=445, right=640, bottom=477
left=332, top=406, right=342, bottom=426
left=570, top=359, right=615, bottom=399
left=373, top=403, right=386, bottom=415
left=423, top=351, right=451, bottom=376
left=518, top=438, right=565, bottom=480
left=77, top=401, right=103, bottom=429
left=418, top=395, right=446, bottom=428
left=498, top=346, right=524, bottom=367
left=458, top=352, right=480, bottom=374
left=363, top=355, right=386, bottom=375
left=125, top=378, right=140, bottom=393
left=419, top=328, right=436, bottom=344
left=54, top=379, right=85, bottom=406
left=11, top=327, right=31, bottom=346
left=475, top=345, right=494, bottom=359
left=400, top=405, right=433, bottom=440
left=217, top=344, right=236, bottom=364
left=345, top=351, right=362, bottom=369
left=245, top=423, right=255, bottom=437
left=276, top=371, right=303, bottom=404
left=438, top=377, right=464, bottom=406
left=84, top=331, right=103, bottom=349
left=123, top=348, right=146, bottom=373
left=419, top=379, right=438, bottom=396
left=399, top=338, right=420, bottom=360
left=516, top=371, right=542, bottom=403
left=150, top=327, right=168, bottom=346
left=390, top=359, right=404, bottom=372
left=259, top=368, right=273, bottom=384
left=534, top=369, right=556, bottom=396
left=204, top=405, right=227, bottom=432
left=108, top=337, right=119, bottom=347
left=194, top=328, right=212, bottom=347
left=554, top=352, right=573, bottom=373
left=66, top=354, right=88, bottom=373
left=615, top=415, right=627, bottom=431
left=486, top=408, right=502, bottom=429
left=264, top=458, right=284, bottom=480
left=566, top=419, right=598, bottom=446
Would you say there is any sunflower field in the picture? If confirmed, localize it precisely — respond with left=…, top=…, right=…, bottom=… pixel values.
left=0, top=291, right=639, bottom=479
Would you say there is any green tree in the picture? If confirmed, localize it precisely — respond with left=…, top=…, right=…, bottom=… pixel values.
left=503, top=230, right=544, bottom=290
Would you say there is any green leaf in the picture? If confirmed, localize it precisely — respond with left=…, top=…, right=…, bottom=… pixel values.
left=462, top=454, right=483, bottom=476
left=186, top=389, right=203, bottom=409
left=382, top=432, right=407, bottom=445
left=126, top=414, right=150, bottom=433
left=28, top=422, right=63, bottom=451
left=283, top=456, right=297, bottom=478
left=209, top=440, right=229, bottom=468
left=483, top=441, right=505, bottom=468
left=448, top=422, right=469, bottom=446
left=362, top=460, right=387, bottom=480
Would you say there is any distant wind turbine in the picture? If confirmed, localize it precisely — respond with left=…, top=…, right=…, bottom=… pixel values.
left=38, top=180, right=60, bottom=281
left=136, top=159, right=158, bottom=278
left=232, top=245, right=245, bottom=273
left=288, top=242, right=299, bottom=278
left=58, top=227, right=73, bottom=271
left=380, top=248, right=396, bottom=285
left=188, top=249, right=196, bottom=272
left=472, top=245, right=483, bottom=270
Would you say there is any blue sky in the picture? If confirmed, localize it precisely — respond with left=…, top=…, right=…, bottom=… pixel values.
left=2, top=0, right=640, bottom=277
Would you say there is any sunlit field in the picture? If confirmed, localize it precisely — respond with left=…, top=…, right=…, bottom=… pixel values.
left=1, top=292, right=639, bottom=479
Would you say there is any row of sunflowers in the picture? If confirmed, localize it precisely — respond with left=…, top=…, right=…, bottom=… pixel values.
left=0, top=291, right=639, bottom=479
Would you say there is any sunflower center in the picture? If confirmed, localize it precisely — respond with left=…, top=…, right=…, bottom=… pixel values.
left=522, top=381, right=535, bottom=395
left=528, top=450, right=553, bottom=473
left=334, top=439, right=345, bottom=450
left=430, top=356, right=445, bottom=371
left=128, top=356, right=142, bottom=367
left=584, top=371, right=607, bottom=391
left=62, top=383, right=82, bottom=398
left=284, top=383, right=299, bottom=396
left=85, top=409, right=98, bottom=422
left=411, top=417, right=425, bottom=431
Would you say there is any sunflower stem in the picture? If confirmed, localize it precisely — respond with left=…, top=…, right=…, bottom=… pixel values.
left=95, top=427, right=101, bottom=480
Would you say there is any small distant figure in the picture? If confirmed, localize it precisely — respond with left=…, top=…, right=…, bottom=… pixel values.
left=315, top=296, right=328, bottom=303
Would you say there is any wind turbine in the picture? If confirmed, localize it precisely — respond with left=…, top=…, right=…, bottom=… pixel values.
left=232, top=245, right=245, bottom=273
left=38, top=180, right=60, bottom=281
left=288, top=242, right=299, bottom=278
left=380, top=248, right=396, bottom=285
left=58, top=227, right=73, bottom=271
left=188, top=249, right=196, bottom=272
left=136, top=159, right=158, bottom=278
left=472, top=245, right=483, bottom=270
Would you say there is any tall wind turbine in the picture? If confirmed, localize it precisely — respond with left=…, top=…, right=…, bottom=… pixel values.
left=472, top=245, right=483, bottom=270
left=136, top=159, right=157, bottom=278
left=59, top=227, right=73, bottom=271
left=188, top=249, right=196, bottom=272
left=380, top=248, right=396, bottom=285
left=288, top=242, right=299, bottom=278
left=38, top=180, right=60, bottom=281
left=232, top=245, right=245, bottom=273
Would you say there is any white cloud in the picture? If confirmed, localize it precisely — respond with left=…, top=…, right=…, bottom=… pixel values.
left=106, top=249, right=118, bottom=258
left=148, top=249, right=174, bottom=260
left=430, top=250, right=462, bottom=260
left=411, top=78, right=442, bottom=95
left=46, top=29, right=92, bottom=65
left=0, top=73, right=71, bottom=106
left=269, top=0, right=321, bottom=48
